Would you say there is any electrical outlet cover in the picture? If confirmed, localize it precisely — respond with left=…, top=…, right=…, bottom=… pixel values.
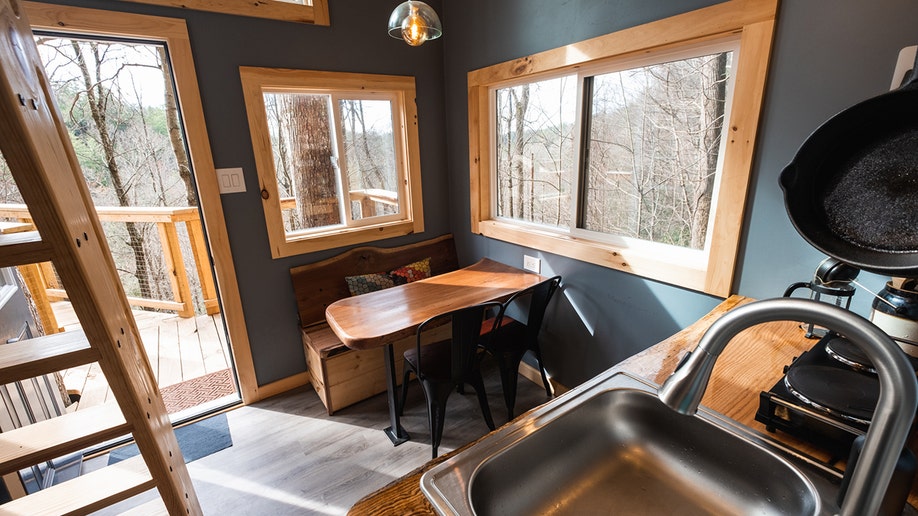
left=523, top=255, right=541, bottom=273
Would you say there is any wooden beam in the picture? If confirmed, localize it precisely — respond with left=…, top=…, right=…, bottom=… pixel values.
left=111, top=0, right=329, bottom=26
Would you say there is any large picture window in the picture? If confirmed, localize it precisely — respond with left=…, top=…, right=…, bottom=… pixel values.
left=469, top=0, right=778, bottom=296
left=494, top=44, right=736, bottom=249
left=241, top=69, right=424, bottom=257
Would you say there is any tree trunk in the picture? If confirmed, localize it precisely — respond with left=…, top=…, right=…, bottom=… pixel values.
left=72, top=42, right=153, bottom=299
left=691, top=53, right=728, bottom=249
left=512, top=85, right=530, bottom=219
left=158, top=47, right=197, bottom=207
left=284, top=95, right=339, bottom=228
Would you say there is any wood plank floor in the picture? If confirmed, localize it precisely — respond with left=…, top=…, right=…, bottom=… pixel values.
left=93, top=359, right=554, bottom=515
left=51, top=301, right=237, bottom=413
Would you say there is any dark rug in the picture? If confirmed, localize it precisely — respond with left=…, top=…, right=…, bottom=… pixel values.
left=108, top=412, right=232, bottom=465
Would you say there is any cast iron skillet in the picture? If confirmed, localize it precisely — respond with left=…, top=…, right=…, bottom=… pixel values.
left=780, top=53, right=918, bottom=276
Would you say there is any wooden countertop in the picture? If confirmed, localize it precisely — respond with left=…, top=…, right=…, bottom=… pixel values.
left=348, top=295, right=918, bottom=514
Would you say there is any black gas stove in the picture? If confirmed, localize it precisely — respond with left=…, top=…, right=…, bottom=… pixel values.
left=756, top=332, right=918, bottom=459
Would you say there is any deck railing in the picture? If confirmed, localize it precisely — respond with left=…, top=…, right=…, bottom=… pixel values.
left=0, top=204, right=218, bottom=326
left=278, top=188, right=399, bottom=220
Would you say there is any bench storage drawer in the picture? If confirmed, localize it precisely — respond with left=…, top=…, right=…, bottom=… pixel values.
left=303, top=324, right=413, bottom=415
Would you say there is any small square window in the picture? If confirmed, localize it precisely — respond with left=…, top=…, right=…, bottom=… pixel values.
left=241, top=68, right=424, bottom=257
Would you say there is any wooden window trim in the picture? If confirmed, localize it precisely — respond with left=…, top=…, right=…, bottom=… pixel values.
left=114, top=0, right=330, bottom=26
left=239, top=67, right=425, bottom=258
left=23, top=2, right=271, bottom=403
left=468, top=0, right=778, bottom=297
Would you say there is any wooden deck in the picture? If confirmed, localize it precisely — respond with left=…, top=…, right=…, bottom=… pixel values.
left=51, top=301, right=238, bottom=413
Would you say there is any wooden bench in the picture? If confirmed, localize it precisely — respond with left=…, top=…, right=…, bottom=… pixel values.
left=290, top=234, right=459, bottom=414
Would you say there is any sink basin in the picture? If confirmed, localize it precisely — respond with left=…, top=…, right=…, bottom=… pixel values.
left=422, top=371, right=840, bottom=515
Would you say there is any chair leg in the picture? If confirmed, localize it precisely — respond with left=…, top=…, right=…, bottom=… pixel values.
left=426, top=384, right=452, bottom=459
left=495, top=350, right=526, bottom=420
left=532, top=347, right=553, bottom=397
left=398, top=364, right=413, bottom=416
left=467, top=372, right=495, bottom=430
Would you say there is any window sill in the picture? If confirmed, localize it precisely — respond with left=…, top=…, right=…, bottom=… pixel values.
left=269, top=219, right=422, bottom=258
left=477, top=219, right=712, bottom=294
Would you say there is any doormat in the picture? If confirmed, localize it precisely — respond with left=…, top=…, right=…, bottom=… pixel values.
left=159, top=368, right=236, bottom=414
left=108, top=412, right=232, bottom=465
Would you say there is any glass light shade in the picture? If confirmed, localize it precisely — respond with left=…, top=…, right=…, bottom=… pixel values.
left=387, top=1, right=442, bottom=47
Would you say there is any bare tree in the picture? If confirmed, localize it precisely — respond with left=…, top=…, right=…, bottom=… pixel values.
left=511, top=85, right=530, bottom=219
left=494, top=51, right=730, bottom=250
left=343, top=100, right=387, bottom=192
left=282, top=95, right=339, bottom=228
left=71, top=41, right=153, bottom=299
left=158, top=47, right=197, bottom=207
left=692, top=52, right=728, bottom=248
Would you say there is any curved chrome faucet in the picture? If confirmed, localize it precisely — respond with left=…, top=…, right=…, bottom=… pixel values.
left=658, top=297, right=918, bottom=516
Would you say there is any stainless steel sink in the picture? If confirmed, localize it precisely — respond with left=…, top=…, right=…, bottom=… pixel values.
left=422, top=371, right=843, bottom=515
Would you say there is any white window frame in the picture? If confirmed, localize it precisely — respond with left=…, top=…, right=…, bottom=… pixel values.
left=468, top=0, right=778, bottom=296
left=240, top=68, right=425, bottom=257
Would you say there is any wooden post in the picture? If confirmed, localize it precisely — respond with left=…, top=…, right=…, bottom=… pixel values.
left=17, top=264, right=62, bottom=334
left=186, top=218, right=219, bottom=315
left=156, top=222, right=194, bottom=318
left=0, top=222, right=61, bottom=334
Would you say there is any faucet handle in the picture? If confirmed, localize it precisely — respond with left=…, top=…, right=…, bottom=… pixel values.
left=674, top=350, right=693, bottom=372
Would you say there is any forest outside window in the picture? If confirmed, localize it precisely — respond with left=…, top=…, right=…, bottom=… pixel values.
left=495, top=43, right=735, bottom=248
left=468, top=0, right=778, bottom=296
left=240, top=69, right=424, bottom=257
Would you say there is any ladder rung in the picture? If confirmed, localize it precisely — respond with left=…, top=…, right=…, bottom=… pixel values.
left=0, top=330, right=97, bottom=384
left=0, top=402, right=130, bottom=475
left=0, top=232, right=53, bottom=268
left=0, top=455, right=154, bottom=516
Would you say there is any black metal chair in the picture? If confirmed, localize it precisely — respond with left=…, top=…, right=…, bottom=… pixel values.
left=398, top=302, right=500, bottom=458
left=482, top=276, right=561, bottom=420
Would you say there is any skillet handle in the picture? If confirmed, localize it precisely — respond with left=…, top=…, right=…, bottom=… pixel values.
left=897, top=47, right=918, bottom=89
left=778, top=163, right=797, bottom=193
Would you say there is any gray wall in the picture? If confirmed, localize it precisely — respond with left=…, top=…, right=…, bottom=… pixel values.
left=441, top=0, right=918, bottom=387
left=35, top=0, right=918, bottom=389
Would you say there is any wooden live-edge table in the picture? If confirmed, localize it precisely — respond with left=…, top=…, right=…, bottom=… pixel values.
left=348, top=295, right=918, bottom=514
left=325, top=258, right=544, bottom=446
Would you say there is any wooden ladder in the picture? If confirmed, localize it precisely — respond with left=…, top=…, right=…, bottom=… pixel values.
left=0, top=0, right=201, bottom=514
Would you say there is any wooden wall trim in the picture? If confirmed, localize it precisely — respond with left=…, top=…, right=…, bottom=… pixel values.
left=113, top=0, right=330, bottom=26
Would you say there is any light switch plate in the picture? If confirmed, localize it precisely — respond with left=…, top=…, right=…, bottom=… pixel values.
left=216, top=167, right=246, bottom=194
left=523, top=255, right=541, bottom=273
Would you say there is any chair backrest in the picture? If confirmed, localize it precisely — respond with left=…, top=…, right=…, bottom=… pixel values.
left=417, top=301, right=503, bottom=382
left=502, top=275, right=562, bottom=345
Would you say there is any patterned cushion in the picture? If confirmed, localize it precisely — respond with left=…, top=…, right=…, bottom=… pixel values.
left=345, top=257, right=431, bottom=296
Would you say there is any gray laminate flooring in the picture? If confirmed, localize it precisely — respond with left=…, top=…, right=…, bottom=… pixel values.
left=93, top=359, right=552, bottom=515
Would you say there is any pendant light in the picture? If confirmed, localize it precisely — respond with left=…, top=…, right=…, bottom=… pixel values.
left=387, top=1, right=442, bottom=47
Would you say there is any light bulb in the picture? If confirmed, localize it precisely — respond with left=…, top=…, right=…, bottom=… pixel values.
left=387, top=1, right=442, bottom=47
left=401, top=10, right=427, bottom=46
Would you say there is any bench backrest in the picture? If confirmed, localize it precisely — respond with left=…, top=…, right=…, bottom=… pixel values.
left=290, top=234, right=459, bottom=327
